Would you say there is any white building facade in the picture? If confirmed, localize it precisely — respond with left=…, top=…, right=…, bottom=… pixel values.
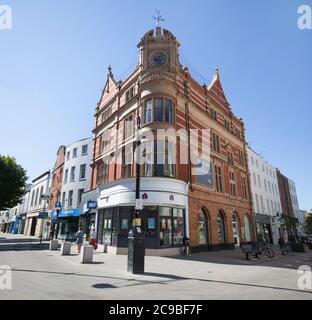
left=24, top=171, right=50, bottom=238
left=57, top=137, right=92, bottom=240
left=247, top=148, right=282, bottom=245
left=288, top=179, right=302, bottom=235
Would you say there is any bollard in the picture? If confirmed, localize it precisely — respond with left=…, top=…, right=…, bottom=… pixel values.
left=49, top=239, right=58, bottom=250
left=61, top=242, right=71, bottom=255
left=80, top=245, right=93, bottom=263
left=104, top=244, right=108, bottom=253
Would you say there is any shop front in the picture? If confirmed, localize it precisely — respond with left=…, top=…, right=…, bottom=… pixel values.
left=254, top=213, right=273, bottom=244
left=96, top=177, right=188, bottom=255
left=56, top=209, right=80, bottom=241
left=80, top=189, right=98, bottom=240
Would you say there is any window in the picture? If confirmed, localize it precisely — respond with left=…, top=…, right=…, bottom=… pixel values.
left=34, top=189, right=39, bottom=206
left=81, top=144, right=88, bottom=155
left=77, top=189, right=84, bottom=206
left=39, top=186, right=44, bottom=204
left=122, top=145, right=133, bottom=178
left=142, top=140, right=176, bottom=178
left=198, top=209, right=208, bottom=245
left=244, top=216, right=251, bottom=241
left=143, top=98, right=174, bottom=124
left=236, top=128, right=241, bottom=139
left=251, top=156, right=254, bottom=165
left=255, top=159, right=259, bottom=168
left=101, top=105, right=112, bottom=123
left=229, top=171, right=236, bottom=196
left=70, top=166, right=75, bottom=182
left=66, top=151, right=70, bottom=161
left=97, top=161, right=109, bottom=186
left=64, top=169, right=68, bottom=184
left=255, top=194, right=260, bottom=212
left=264, top=179, right=267, bottom=191
left=262, top=164, right=265, bottom=172
left=271, top=200, right=274, bottom=215
left=30, top=190, right=35, bottom=207
left=212, top=133, right=220, bottom=153
left=238, top=150, right=245, bottom=166
left=253, top=172, right=257, bottom=186
left=260, top=196, right=264, bottom=212
left=61, top=192, right=66, bottom=208
left=214, top=165, right=223, bottom=193
left=68, top=190, right=73, bottom=207
left=79, top=164, right=86, bottom=180
left=125, top=86, right=134, bottom=102
left=99, top=130, right=111, bottom=154
left=211, top=109, right=217, bottom=120
left=124, top=114, right=134, bottom=140
left=224, top=119, right=230, bottom=131
left=227, top=151, right=234, bottom=165
left=72, top=148, right=77, bottom=158
left=217, top=212, right=226, bottom=244
left=241, top=175, right=248, bottom=199
left=257, top=175, right=261, bottom=188
left=268, top=182, right=271, bottom=194
left=267, top=199, right=271, bottom=214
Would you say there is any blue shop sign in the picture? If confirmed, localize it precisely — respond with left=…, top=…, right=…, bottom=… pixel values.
left=87, top=200, right=97, bottom=209
left=55, top=201, right=62, bottom=209
left=58, top=209, right=80, bottom=218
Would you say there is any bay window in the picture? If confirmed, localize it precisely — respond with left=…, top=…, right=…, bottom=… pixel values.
left=143, top=97, right=174, bottom=124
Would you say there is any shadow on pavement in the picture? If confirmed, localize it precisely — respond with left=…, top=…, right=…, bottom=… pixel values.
left=0, top=243, right=49, bottom=251
left=4, top=266, right=312, bottom=296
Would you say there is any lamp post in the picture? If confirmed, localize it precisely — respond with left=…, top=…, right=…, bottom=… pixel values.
left=127, top=115, right=145, bottom=274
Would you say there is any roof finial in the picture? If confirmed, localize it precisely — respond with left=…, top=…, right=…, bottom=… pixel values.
left=153, top=10, right=165, bottom=27
left=108, top=64, right=112, bottom=75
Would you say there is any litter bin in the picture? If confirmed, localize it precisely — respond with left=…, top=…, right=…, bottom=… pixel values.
left=128, top=227, right=145, bottom=274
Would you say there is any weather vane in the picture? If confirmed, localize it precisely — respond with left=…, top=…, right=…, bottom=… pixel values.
left=153, top=10, right=165, bottom=27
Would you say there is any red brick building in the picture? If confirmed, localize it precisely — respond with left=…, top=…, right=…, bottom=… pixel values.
left=91, top=27, right=253, bottom=254
left=48, top=145, right=66, bottom=237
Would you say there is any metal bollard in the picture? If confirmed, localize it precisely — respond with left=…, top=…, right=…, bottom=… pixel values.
left=80, top=245, right=93, bottom=263
left=49, top=239, right=58, bottom=250
left=61, top=242, right=71, bottom=255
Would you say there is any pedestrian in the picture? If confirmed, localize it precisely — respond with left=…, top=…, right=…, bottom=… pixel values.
left=76, top=227, right=84, bottom=254
left=278, top=234, right=287, bottom=255
left=182, top=236, right=191, bottom=256
left=89, top=226, right=98, bottom=250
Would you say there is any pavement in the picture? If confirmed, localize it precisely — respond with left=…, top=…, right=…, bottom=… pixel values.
left=0, top=233, right=312, bottom=300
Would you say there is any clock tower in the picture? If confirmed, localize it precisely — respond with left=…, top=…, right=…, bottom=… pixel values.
left=137, top=27, right=181, bottom=74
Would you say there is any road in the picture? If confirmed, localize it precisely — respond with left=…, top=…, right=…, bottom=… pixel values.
left=0, top=234, right=312, bottom=300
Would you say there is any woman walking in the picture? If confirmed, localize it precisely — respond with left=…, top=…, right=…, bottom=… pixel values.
left=76, top=227, right=84, bottom=254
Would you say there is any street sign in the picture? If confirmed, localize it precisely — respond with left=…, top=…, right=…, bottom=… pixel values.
left=135, top=199, right=143, bottom=210
left=55, top=201, right=62, bottom=209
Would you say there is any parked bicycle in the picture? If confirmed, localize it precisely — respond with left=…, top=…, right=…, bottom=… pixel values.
left=257, top=242, right=275, bottom=258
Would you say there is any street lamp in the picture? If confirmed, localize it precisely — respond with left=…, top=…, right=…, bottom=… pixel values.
left=127, top=115, right=145, bottom=274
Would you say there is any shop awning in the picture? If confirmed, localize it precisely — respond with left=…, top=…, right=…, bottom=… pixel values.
left=58, top=209, right=80, bottom=218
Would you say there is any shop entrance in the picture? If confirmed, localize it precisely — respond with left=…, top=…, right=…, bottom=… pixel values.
left=30, top=217, right=37, bottom=236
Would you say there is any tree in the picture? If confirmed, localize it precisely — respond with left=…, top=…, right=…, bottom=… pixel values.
left=0, top=155, right=27, bottom=210
left=305, top=215, right=312, bottom=235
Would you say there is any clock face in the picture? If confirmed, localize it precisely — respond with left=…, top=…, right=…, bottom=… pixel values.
left=151, top=52, right=167, bottom=67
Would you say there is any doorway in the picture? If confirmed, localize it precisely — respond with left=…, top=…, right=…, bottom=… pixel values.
left=30, top=217, right=37, bottom=236
left=232, top=215, right=240, bottom=247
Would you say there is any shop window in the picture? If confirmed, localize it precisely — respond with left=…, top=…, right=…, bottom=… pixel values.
left=217, top=211, right=226, bottom=244
left=173, top=208, right=184, bottom=246
left=198, top=209, right=208, bottom=245
left=159, top=207, right=172, bottom=247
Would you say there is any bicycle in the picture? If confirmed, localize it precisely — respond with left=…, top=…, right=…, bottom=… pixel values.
left=257, top=242, right=275, bottom=258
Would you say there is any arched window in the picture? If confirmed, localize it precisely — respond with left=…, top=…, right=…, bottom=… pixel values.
left=198, top=209, right=208, bottom=245
left=244, top=215, right=251, bottom=242
left=217, top=211, right=226, bottom=244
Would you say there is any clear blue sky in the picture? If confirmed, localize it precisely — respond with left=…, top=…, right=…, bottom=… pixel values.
left=0, top=0, right=311, bottom=209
